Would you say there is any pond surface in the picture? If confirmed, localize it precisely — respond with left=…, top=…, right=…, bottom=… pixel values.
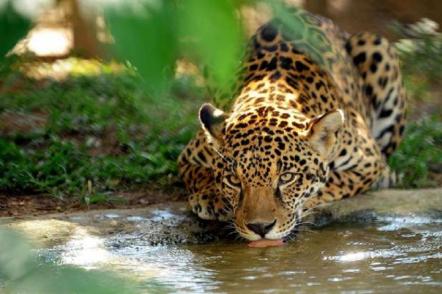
left=39, top=216, right=442, bottom=293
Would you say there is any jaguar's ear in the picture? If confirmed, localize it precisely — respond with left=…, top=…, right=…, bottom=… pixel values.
left=199, top=103, right=227, bottom=145
left=307, top=109, right=345, bottom=157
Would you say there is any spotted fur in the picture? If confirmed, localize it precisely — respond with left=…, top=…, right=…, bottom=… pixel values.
left=178, top=10, right=406, bottom=241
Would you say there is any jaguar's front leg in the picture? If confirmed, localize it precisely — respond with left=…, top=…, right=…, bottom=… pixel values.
left=188, top=182, right=232, bottom=221
left=178, top=132, right=233, bottom=221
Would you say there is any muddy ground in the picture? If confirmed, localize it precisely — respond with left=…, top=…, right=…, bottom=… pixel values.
left=0, top=185, right=186, bottom=218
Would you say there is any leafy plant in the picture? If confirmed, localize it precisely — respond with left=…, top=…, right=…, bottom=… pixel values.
left=389, top=117, right=442, bottom=188
left=0, top=228, right=143, bottom=293
left=0, top=2, right=31, bottom=60
left=106, top=1, right=178, bottom=95
left=393, top=18, right=442, bottom=103
left=105, top=0, right=245, bottom=98
left=393, top=18, right=442, bottom=82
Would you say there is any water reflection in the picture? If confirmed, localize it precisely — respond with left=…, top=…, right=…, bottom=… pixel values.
left=38, top=220, right=442, bottom=293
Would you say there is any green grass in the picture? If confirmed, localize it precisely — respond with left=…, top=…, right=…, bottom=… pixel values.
left=0, top=59, right=205, bottom=201
left=389, top=117, right=442, bottom=188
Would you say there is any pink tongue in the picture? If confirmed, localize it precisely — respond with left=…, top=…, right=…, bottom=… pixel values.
left=247, top=239, right=285, bottom=248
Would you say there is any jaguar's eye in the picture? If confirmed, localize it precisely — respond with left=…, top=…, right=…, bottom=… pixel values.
left=224, top=174, right=241, bottom=188
left=279, top=172, right=298, bottom=185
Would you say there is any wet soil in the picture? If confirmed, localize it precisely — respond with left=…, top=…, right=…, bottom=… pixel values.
left=0, top=186, right=186, bottom=218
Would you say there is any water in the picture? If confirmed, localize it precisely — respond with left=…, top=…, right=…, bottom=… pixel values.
left=38, top=217, right=442, bottom=293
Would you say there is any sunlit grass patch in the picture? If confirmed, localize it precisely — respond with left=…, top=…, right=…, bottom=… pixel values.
left=0, top=58, right=204, bottom=199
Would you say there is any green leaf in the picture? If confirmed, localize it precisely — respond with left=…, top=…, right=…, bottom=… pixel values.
left=105, top=1, right=177, bottom=95
left=0, top=2, right=31, bottom=60
left=268, top=2, right=331, bottom=69
left=0, top=229, right=142, bottom=294
left=178, top=0, right=244, bottom=92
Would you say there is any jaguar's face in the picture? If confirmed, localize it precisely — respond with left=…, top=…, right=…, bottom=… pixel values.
left=199, top=103, right=343, bottom=240
left=216, top=146, right=329, bottom=240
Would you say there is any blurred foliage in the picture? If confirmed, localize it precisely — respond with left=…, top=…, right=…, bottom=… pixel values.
left=268, top=2, right=331, bottom=69
left=393, top=18, right=442, bottom=81
left=178, top=0, right=244, bottom=92
left=389, top=117, right=442, bottom=188
left=0, top=2, right=31, bottom=79
left=0, top=2, right=31, bottom=60
left=105, top=0, right=245, bottom=98
left=0, top=228, right=142, bottom=293
left=106, top=1, right=178, bottom=95
left=393, top=18, right=442, bottom=101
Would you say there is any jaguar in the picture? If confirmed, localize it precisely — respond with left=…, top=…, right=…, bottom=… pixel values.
left=178, top=9, right=406, bottom=241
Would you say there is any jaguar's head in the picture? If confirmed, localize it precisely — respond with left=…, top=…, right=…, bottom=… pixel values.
left=199, top=103, right=344, bottom=240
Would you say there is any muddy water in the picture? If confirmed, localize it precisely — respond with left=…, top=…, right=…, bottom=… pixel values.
left=39, top=217, right=442, bottom=293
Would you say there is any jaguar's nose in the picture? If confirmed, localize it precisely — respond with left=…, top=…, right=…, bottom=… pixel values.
left=246, top=220, right=276, bottom=237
